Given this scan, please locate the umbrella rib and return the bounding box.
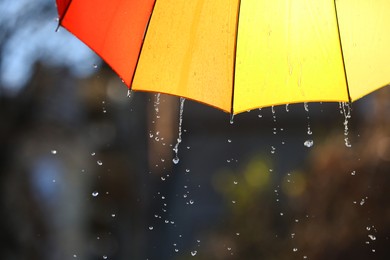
[333,0,352,103]
[56,0,73,32]
[230,0,242,115]
[130,0,158,88]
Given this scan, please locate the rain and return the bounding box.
[1,0,390,259]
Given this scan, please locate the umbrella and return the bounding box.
[56,0,390,115]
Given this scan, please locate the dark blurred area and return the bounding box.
[1,1,390,259]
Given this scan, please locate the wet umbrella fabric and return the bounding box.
[57,0,390,114]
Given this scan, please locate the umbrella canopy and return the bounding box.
[56,0,390,114]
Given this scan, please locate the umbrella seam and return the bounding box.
[231,0,242,115]
[333,0,352,103]
[130,0,158,89]
[56,0,74,32]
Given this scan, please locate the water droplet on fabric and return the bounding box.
[304,140,314,147]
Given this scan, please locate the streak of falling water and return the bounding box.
[285,104,289,112]
[271,106,276,122]
[173,97,186,164]
[230,114,235,124]
[303,102,314,147]
[341,102,352,147]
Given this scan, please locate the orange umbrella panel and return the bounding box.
[57,0,156,86]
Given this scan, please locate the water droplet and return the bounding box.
[293,248,298,252]
[189,200,194,205]
[173,157,180,164]
[174,249,179,252]
[111,213,116,218]
[73,254,77,258]
[51,150,57,155]
[97,160,103,166]
[185,169,190,173]
[92,191,99,197]
[102,255,108,259]
[368,234,376,241]
[93,64,98,69]
[191,250,197,256]
[285,104,290,112]
[149,226,154,230]
[304,102,309,112]
[360,199,365,205]
[127,90,132,98]
[233,181,238,185]
[307,126,312,135]
[230,114,234,124]
[227,139,232,143]
[351,171,356,176]
[304,140,314,147]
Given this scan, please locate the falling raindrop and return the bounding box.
[303,102,309,112]
[304,140,314,148]
[258,108,263,118]
[351,171,356,176]
[97,160,103,166]
[191,250,197,256]
[271,106,277,122]
[285,104,290,112]
[307,126,312,135]
[368,234,376,241]
[293,248,298,252]
[230,114,235,124]
[51,150,57,155]
[149,226,154,230]
[92,191,99,197]
[102,256,108,260]
[173,98,185,164]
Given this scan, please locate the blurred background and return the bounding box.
[1,1,390,259]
